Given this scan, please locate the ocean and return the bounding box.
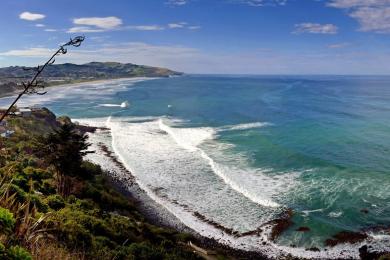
[2,75,390,258]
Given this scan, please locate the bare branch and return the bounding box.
[0,36,85,123]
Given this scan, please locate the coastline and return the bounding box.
[81,124,271,260]
[77,117,390,260]
[0,76,158,99]
[10,75,389,259]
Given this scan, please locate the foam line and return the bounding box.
[158,118,280,208]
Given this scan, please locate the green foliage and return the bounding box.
[126,242,164,260]
[0,243,6,258]
[6,246,32,260]
[0,109,202,260]
[81,175,135,212]
[81,161,102,179]
[46,194,65,210]
[36,123,91,197]
[0,207,15,232]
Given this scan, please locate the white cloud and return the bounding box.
[328,42,350,48]
[35,24,45,27]
[67,17,122,33]
[128,25,165,31]
[0,48,54,57]
[166,0,188,6]
[72,16,122,30]
[19,12,45,21]
[327,0,390,8]
[167,22,200,30]
[168,22,187,29]
[328,0,390,33]
[68,16,175,33]
[44,29,57,32]
[235,0,288,6]
[293,23,338,34]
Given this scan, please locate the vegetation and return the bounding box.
[0,108,200,259]
[0,62,182,97]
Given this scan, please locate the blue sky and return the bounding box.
[1,0,390,74]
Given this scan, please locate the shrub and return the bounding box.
[6,246,32,260]
[29,194,49,213]
[126,242,163,260]
[40,180,56,195]
[0,242,6,258]
[0,207,15,232]
[46,194,65,210]
[81,161,102,179]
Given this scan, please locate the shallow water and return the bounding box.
[3,75,390,257]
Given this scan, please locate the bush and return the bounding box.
[0,242,6,258]
[126,242,163,260]
[81,161,102,179]
[40,179,56,195]
[6,246,32,260]
[29,193,49,213]
[46,194,65,210]
[0,207,15,232]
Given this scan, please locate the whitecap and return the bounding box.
[218,122,271,132]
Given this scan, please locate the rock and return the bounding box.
[359,245,383,260]
[268,208,294,241]
[306,247,320,252]
[325,231,368,247]
[296,226,311,232]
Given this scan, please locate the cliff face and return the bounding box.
[0,62,183,96]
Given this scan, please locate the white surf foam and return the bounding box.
[77,116,390,260]
[158,119,215,151]
[218,122,271,131]
[0,77,153,108]
[158,118,297,208]
[98,101,130,108]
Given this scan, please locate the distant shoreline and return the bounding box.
[0,76,159,99]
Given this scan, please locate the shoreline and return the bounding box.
[80,120,390,260]
[82,126,271,260]
[23,76,387,259]
[0,76,159,99]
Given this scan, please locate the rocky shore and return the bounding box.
[82,126,390,260]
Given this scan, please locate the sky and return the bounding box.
[1,0,390,74]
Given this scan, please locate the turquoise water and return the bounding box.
[3,75,390,256]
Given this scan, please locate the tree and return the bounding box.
[36,124,91,197]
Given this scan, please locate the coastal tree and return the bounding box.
[36,123,91,197]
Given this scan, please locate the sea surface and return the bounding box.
[2,75,390,258]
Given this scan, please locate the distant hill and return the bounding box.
[0,62,183,97]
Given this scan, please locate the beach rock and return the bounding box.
[296,226,311,232]
[306,247,320,252]
[325,231,368,247]
[359,245,384,260]
[268,208,294,241]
